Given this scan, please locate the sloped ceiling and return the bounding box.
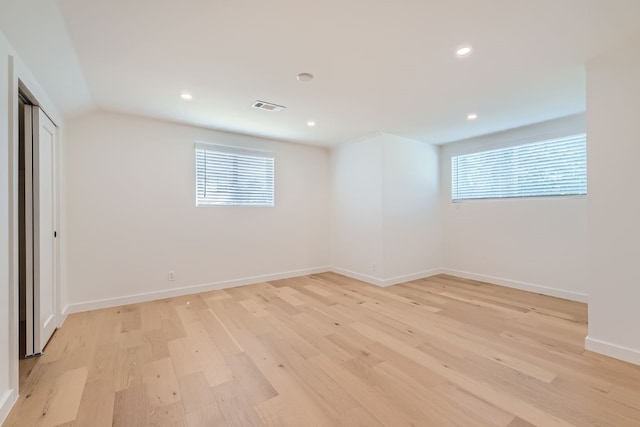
[2,0,639,145]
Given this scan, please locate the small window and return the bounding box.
[451,134,587,201]
[195,143,274,206]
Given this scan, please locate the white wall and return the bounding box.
[0,29,65,425]
[330,135,384,281]
[440,115,589,302]
[64,111,330,311]
[585,33,640,365]
[0,32,12,425]
[331,133,441,285]
[381,134,441,280]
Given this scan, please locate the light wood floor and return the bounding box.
[4,273,640,426]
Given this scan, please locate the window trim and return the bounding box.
[194,141,275,207]
[450,133,587,202]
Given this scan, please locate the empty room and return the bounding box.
[1,0,640,426]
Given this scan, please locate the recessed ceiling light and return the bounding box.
[180,92,193,101]
[467,113,478,120]
[297,73,314,82]
[307,121,316,127]
[456,45,473,58]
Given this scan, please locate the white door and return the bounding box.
[25,106,57,355]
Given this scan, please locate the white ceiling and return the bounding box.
[2,1,639,146]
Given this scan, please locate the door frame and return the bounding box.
[16,83,61,353]
[1,49,65,423]
[6,56,63,402]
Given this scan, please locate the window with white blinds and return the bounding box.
[451,134,587,201]
[195,143,275,206]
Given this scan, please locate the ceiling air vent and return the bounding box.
[252,100,286,112]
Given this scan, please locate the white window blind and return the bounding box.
[451,134,587,201]
[195,142,275,206]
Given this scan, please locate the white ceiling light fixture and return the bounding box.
[467,113,478,120]
[180,92,193,101]
[297,72,314,82]
[307,121,316,127]
[456,44,473,58]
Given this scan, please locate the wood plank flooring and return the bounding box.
[4,273,640,426]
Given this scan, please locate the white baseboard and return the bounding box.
[61,265,588,317]
[330,267,385,286]
[585,336,640,366]
[58,310,69,328]
[0,388,17,427]
[63,266,331,315]
[378,268,445,287]
[440,268,589,303]
[330,267,443,288]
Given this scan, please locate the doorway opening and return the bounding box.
[17,86,58,374]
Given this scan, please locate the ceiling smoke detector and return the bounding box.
[252,100,286,112]
[297,73,314,82]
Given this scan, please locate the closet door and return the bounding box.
[32,106,57,354]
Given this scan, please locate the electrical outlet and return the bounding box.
[168,271,175,281]
[372,263,377,272]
